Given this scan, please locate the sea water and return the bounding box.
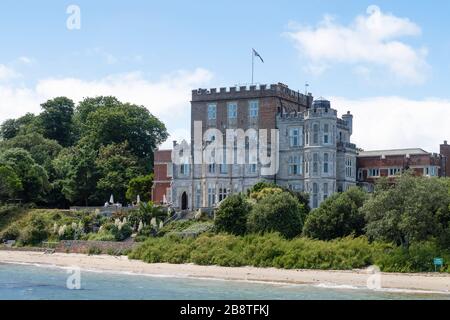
[0,263,448,300]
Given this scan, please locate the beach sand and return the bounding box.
[1,250,449,294]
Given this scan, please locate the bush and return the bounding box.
[247,192,305,239]
[214,194,252,235]
[17,215,49,245]
[303,187,368,240]
[128,232,450,273]
[0,224,20,241]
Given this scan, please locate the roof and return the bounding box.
[358,148,429,158]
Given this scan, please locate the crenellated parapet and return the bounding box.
[192,83,313,106]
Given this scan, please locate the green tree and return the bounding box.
[0,148,50,203]
[76,97,168,170]
[0,132,62,175]
[0,113,39,140]
[247,191,305,239]
[38,97,75,147]
[362,173,450,247]
[0,165,23,201]
[302,187,368,240]
[126,174,153,203]
[53,143,99,206]
[95,142,143,204]
[215,194,252,235]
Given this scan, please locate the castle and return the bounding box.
[152,83,450,211]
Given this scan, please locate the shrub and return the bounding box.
[0,224,20,241]
[17,215,49,245]
[247,192,304,239]
[303,187,368,240]
[214,194,252,235]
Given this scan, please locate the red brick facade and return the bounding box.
[190,84,313,145]
[440,141,450,177]
[357,148,443,189]
[152,150,172,205]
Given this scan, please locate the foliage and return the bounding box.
[0,165,22,201]
[38,97,75,147]
[362,173,450,247]
[214,194,252,235]
[130,233,450,273]
[95,142,144,204]
[52,143,99,206]
[0,113,39,140]
[303,187,368,240]
[0,96,168,207]
[0,148,50,203]
[247,191,306,239]
[76,96,168,171]
[126,174,153,203]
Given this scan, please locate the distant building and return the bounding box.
[440,140,450,177]
[356,147,445,191]
[166,83,356,211]
[152,149,172,205]
[276,99,356,208]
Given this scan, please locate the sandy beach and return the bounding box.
[1,250,449,295]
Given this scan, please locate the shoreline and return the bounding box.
[1,250,449,295]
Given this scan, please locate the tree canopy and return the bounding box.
[0,96,168,207]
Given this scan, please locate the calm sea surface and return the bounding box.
[0,263,448,300]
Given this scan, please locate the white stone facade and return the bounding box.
[171,99,357,211]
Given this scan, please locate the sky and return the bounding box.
[0,0,450,152]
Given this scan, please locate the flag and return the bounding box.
[253,48,264,63]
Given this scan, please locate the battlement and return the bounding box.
[192,83,313,106]
[277,111,305,121]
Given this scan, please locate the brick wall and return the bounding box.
[440,141,450,177]
[56,240,136,254]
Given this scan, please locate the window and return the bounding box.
[207,185,216,206]
[313,153,319,174]
[324,124,329,144]
[345,158,353,178]
[312,183,319,208]
[180,164,190,175]
[313,124,319,144]
[208,104,216,120]
[249,163,257,174]
[323,183,328,200]
[228,103,237,119]
[368,168,380,177]
[195,185,201,208]
[324,153,329,174]
[208,163,216,174]
[249,100,259,118]
[389,168,402,176]
[288,155,302,175]
[289,128,301,147]
[218,186,228,202]
[425,166,437,177]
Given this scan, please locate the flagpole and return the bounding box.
[251,48,254,85]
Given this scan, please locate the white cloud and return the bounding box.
[0,65,20,81]
[331,96,450,153]
[286,5,428,84]
[0,68,213,148]
[17,57,33,65]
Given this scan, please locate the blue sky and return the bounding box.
[1,0,450,152]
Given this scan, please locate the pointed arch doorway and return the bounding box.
[181,192,188,210]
